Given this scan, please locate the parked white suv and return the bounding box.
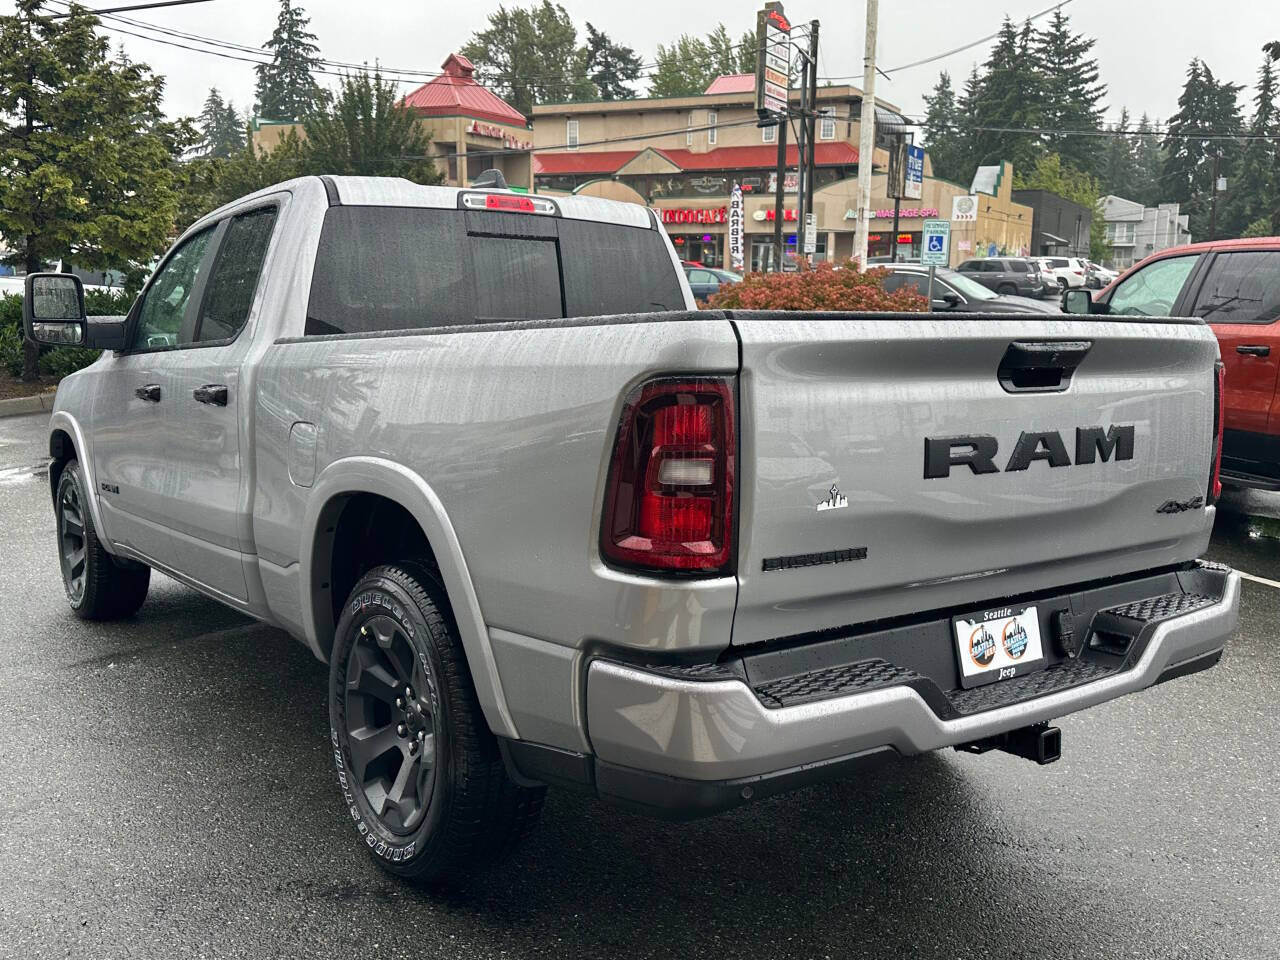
[1039,256,1089,290]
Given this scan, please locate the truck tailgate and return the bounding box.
[730,313,1219,646]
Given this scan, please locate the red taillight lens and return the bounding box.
[601,377,735,574]
[1209,360,1225,504]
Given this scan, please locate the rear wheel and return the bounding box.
[329,563,544,882]
[56,460,149,620]
[1057,277,1068,290]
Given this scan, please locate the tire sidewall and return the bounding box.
[329,568,451,873]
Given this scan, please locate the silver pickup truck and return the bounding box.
[23,176,1239,882]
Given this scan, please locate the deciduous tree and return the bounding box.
[649,25,757,99]
[0,0,192,379]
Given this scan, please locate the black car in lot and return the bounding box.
[881,265,1061,314]
[684,265,743,302]
[955,257,1046,298]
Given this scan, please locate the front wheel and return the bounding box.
[997,283,1017,296]
[56,460,149,620]
[328,563,544,882]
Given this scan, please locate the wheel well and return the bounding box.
[48,429,75,502]
[316,492,442,643]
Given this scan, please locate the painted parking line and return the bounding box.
[1236,569,1280,590]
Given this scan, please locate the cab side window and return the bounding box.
[1193,251,1280,324]
[196,207,279,342]
[687,269,716,285]
[130,228,215,350]
[1106,255,1197,317]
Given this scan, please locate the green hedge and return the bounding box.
[0,289,135,380]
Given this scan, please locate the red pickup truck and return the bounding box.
[1067,237,1280,490]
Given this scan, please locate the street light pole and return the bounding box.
[853,0,879,269]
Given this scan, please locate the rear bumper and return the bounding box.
[581,565,1238,813]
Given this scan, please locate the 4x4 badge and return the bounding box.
[816,484,848,512]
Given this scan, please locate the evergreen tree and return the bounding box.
[1162,59,1243,238]
[1232,52,1278,233]
[254,0,325,121]
[970,18,1043,175]
[303,69,441,183]
[460,2,593,116]
[581,23,641,101]
[922,71,966,183]
[1099,107,1138,199]
[196,88,246,158]
[1130,113,1167,206]
[954,65,983,185]
[1032,8,1107,177]
[0,0,193,379]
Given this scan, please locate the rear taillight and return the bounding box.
[1209,360,1225,504]
[601,377,735,574]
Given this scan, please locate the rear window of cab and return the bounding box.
[304,206,684,337]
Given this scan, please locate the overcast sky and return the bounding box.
[8,0,1278,130]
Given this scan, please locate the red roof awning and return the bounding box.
[533,142,857,177]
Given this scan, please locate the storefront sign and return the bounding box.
[466,119,531,151]
[750,208,799,222]
[767,170,800,194]
[729,184,745,270]
[952,195,978,222]
[660,207,727,224]
[756,3,791,119]
[905,145,925,200]
[872,207,939,219]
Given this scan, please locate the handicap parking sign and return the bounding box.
[922,219,950,266]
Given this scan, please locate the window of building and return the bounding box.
[819,108,836,140]
[566,118,579,150]
[1107,221,1135,244]
[707,110,717,145]
[687,113,694,146]
[762,122,777,144]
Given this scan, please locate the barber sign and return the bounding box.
[729,184,745,270]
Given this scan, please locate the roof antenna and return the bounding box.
[471,169,508,190]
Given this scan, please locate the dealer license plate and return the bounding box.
[952,604,1047,689]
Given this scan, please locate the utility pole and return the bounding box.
[853,0,879,268]
[1208,152,1221,241]
[773,118,787,271]
[795,54,808,268]
[805,21,819,263]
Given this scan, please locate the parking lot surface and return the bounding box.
[1,411,1276,959]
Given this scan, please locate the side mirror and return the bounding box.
[1061,287,1104,315]
[23,273,85,345]
[941,292,962,308]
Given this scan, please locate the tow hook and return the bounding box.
[955,722,1062,765]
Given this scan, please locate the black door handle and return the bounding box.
[134,384,161,402]
[193,384,229,406]
[1237,344,1270,357]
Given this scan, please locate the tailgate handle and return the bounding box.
[998,340,1092,394]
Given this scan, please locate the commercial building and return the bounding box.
[1011,188,1092,257]
[532,77,1030,270]
[251,53,533,189]
[532,74,906,269]
[1100,195,1191,269]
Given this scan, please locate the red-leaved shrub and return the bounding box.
[705,259,929,312]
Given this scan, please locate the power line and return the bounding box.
[50,0,761,92]
[818,0,1074,81]
[45,0,213,17]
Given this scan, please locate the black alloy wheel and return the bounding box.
[343,613,439,834]
[58,479,87,604]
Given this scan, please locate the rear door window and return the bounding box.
[305,205,683,336]
[1008,261,1029,273]
[196,207,278,343]
[1193,251,1280,324]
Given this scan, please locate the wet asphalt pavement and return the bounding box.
[0,410,1276,960]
